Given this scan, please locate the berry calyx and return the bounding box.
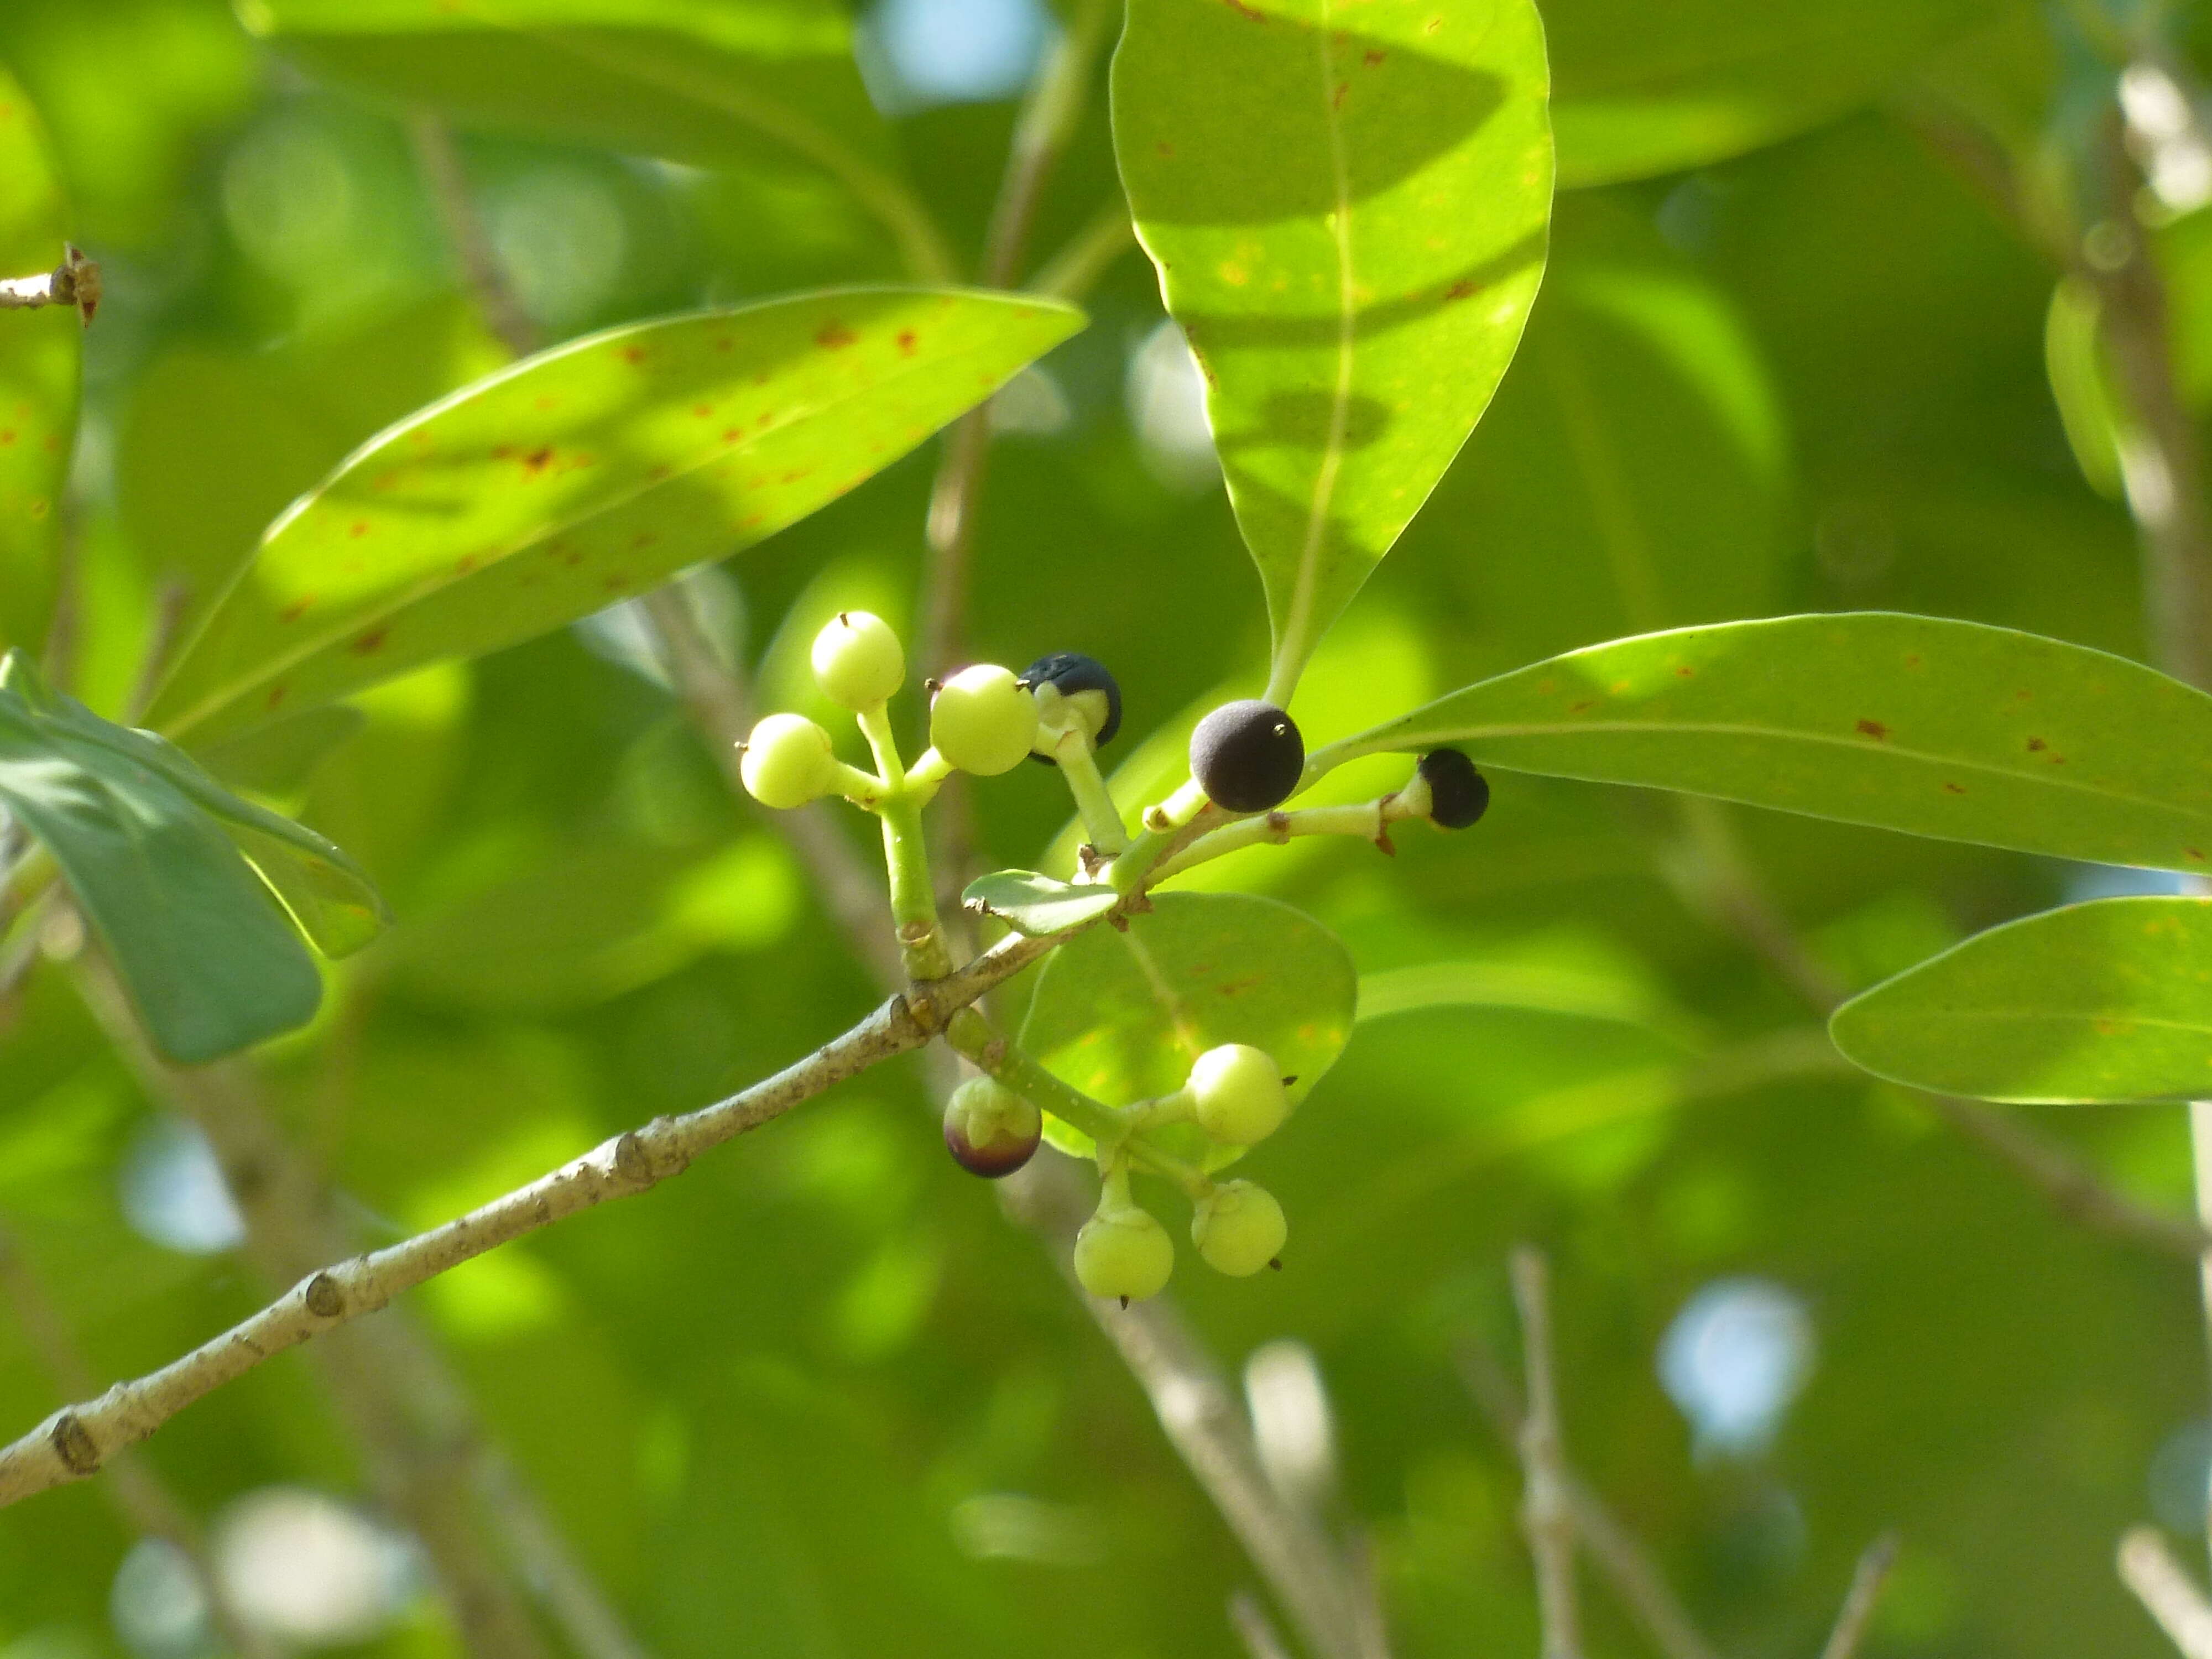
[738,713,837,809]
[941,1077,1042,1178]
[1022,652,1121,764]
[810,611,905,710]
[1188,1044,1290,1145]
[930,664,1037,776]
[1417,749,1490,830]
[1191,1180,1287,1277]
[1073,1202,1175,1303]
[1189,700,1303,812]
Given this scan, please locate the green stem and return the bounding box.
[1052,735,1129,857]
[855,704,905,785]
[1147,801,1391,885]
[1108,779,1217,892]
[878,793,953,982]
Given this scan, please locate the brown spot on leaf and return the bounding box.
[603,573,629,592]
[1856,719,1888,739]
[1156,140,1174,158]
[1943,782,1966,795]
[896,329,917,356]
[534,395,557,411]
[1224,0,1264,18]
[631,531,657,549]
[1674,665,1694,678]
[816,321,857,349]
[1445,278,1478,300]
[2191,848,2207,862]
[455,554,477,574]
[349,520,370,539]
[523,446,554,474]
[279,597,314,623]
[693,403,713,419]
[266,685,288,709]
[351,629,389,656]
[2027,737,2047,752]
[1364,48,1386,64]
[714,336,732,352]
[621,346,646,364]
[1905,653,1922,668]
[0,431,14,446]
[1568,699,1595,714]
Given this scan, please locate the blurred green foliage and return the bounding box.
[1,2,2209,1658]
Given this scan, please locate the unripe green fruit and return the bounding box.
[810,611,905,709]
[1188,1043,1290,1145]
[1190,700,1303,812]
[930,664,1037,776]
[942,1077,1042,1178]
[1191,1180,1287,1276]
[1073,1204,1174,1303]
[739,713,837,808]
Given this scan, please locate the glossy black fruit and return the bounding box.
[1417,749,1490,829]
[1021,651,1122,764]
[1189,700,1304,812]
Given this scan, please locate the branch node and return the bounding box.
[49,1411,98,1476]
[302,1271,346,1319]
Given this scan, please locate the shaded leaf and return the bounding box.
[1019,891,1357,1164]
[1548,0,2004,186]
[0,67,76,656]
[1314,613,2212,872]
[147,288,1084,742]
[1112,0,1552,699]
[1830,897,2212,1104]
[961,870,1120,939]
[1359,961,1706,1051]
[0,663,321,1062]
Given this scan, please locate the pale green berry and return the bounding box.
[739,713,837,809]
[1191,1180,1286,1277]
[942,1077,1042,1178]
[810,611,905,710]
[1073,1203,1174,1303]
[930,664,1037,776]
[1188,1044,1290,1145]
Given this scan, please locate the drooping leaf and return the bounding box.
[1111,0,1552,700]
[2,651,387,957]
[147,288,1084,743]
[1311,613,2212,872]
[0,67,76,656]
[244,0,930,269]
[961,870,1120,939]
[1358,961,1706,1051]
[1830,897,2212,1103]
[1019,891,1358,1165]
[0,665,322,1062]
[1547,0,2005,186]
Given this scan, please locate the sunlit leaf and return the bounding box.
[1830,898,2212,1103]
[1547,0,2002,186]
[147,288,1084,743]
[0,659,322,1062]
[961,870,1120,939]
[1019,892,1357,1165]
[1313,613,2212,872]
[0,66,76,657]
[1112,0,1552,700]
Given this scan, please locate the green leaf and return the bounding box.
[1359,961,1707,1051]
[1111,0,1552,700]
[1547,0,2002,186]
[0,67,77,656]
[961,870,1120,940]
[2,652,388,957]
[1019,892,1357,1164]
[1313,613,2212,872]
[244,0,938,274]
[0,665,321,1063]
[147,288,1084,743]
[1830,897,2212,1103]
[2043,275,2124,500]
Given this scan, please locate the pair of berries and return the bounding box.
[1074,1178,1288,1301]
[1188,698,1489,829]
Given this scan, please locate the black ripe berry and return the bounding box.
[1190,700,1304,812]
[1021,651,1122,763]
[1418,749,1490,829]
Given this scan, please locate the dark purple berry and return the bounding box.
[1021,652,1121,764]
[1190,700,1303,812]
[942,1078,1042,1178]
[1417,749,1490,829]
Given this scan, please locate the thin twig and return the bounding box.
[0,1219,280,1659]
[1454,1337,1722,1659]
[1511,1249,1581,1659]
[0,927,1052,1510]
[408,114,540,360]
[0,245,98,325]
[1229,1590,1297,1659]
[1818,1532,1900,1659]
[2121,1527,2212,1659]
[1029,198,1138,302]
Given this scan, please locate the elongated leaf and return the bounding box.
[1830,898,2212,1103]
[1548,0,2003,186]
[245,0,924,263]
[1020,892,1357,1166]
[1359,961,1705,1050]
[1312,613,2212,872]
[0,676,321,1063]
[1112,0,1552,700]
[147,289,1083,743]
[0,69,76,656]
[962,870,1120,940]
[2,653,387,956]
